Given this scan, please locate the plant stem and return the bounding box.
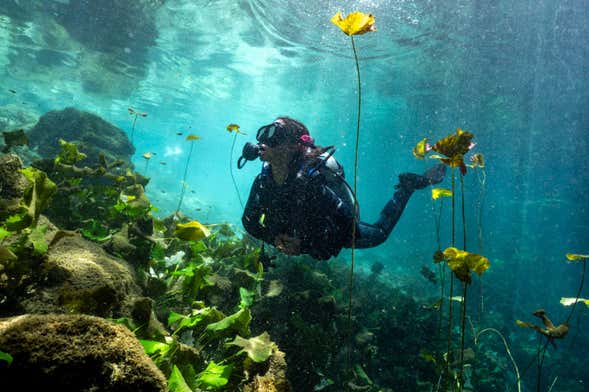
[230,132,243,208]
[475,328,521,392]
[446,168,456,380]
[346,34,362,385]
[175,140,194,217]
[460,173,466,250]
[566,259,586,325]
[130,114,138,144]
[459,282,467,390]
[458,171,468,390]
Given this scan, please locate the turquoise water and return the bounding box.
[1,0,588,390]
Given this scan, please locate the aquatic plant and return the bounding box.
[473,326,521,392]
[136,231,279,391]
[142,152,153,174]
[173,220,211,241]
[562,253,588,324]
[128,107,147,144]
[413,129,484,389]
[331,9,376,375]
[513,253,586,392]
[226,123,246,208]
[174,134,200,218]
[431,187,452,333]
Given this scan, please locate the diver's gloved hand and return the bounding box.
[397,163,446,191]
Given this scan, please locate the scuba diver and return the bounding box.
[238,116,446,261]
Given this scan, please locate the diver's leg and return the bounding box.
[354,185,413,248]
[353,164,446,249]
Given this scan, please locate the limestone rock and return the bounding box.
[243,350,292,392]
[20,233,142,317]
[27,107,134,167]
[0,313,168,391]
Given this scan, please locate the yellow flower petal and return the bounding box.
[174,220,211,241]
[331,11,376,36]
[186,134,200,141]
[412,138,428,159]
[565,253,589,261]
[432,188,453,200]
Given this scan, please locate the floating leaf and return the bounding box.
[565,253,589,261]
[412,138,428,159]
[227,332,276,363]
[186,134,200,141]
[560,297,589,307]
[197,361,233,388]
[128,107,148,117]
[174,221,211,241]
[432,188,453,200]
[331,11,376,36]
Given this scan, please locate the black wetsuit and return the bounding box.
[242,157,416,260]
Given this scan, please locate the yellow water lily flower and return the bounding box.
[174,220,211,241]
[331,11,376,36]
[142,152,153,160]
[432,128,474,159]
[565,253,589,261]
[226,123,246,135]
[412,138,428,159]
[432,188,453,200]
[443,247,490,284]
[186,134,200,141]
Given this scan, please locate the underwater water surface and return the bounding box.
[0,0,588,391]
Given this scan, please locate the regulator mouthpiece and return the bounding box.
[237,142,261,169]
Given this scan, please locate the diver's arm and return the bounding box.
[242,175,273,244]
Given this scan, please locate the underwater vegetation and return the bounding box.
[330,11,377,378]
[175,134,200,218]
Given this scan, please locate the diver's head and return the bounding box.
[238,117,314,169]
[256,117,315,162]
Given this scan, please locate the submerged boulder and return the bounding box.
[0,313,168,391]
[27,107,134,167]
[19,233,141,317]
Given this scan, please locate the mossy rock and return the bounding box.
[0,313,168,391]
